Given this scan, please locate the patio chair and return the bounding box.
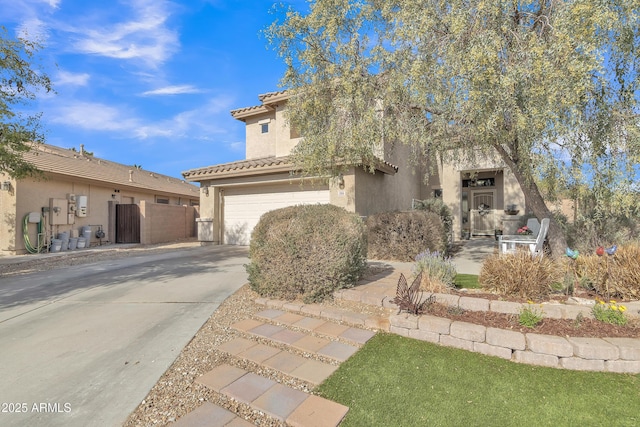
[526,217,541,236]
[499,218,550,257]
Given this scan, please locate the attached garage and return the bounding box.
[222,184,330,245]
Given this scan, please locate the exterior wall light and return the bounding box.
[1,181,11,191]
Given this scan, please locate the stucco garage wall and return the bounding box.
[139,201,197,245]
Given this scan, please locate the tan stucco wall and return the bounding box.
[245,111,277,159]
[1,173,198,255]
[274,104,302,157]
[139,201,197,245]
[353,144,426,217]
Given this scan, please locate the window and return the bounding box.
[156,197,169,204]
[261,123,269,133]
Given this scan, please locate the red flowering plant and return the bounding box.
[517,226,533,235]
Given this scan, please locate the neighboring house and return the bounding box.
[0,143,200,255]
[183,90,526,246]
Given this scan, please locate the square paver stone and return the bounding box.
[221,372,276,405]
[271,329,307,345]
[287,394,349,427]
[340,327,376,345]
[318,341,359,362]
[239,343,281,364]
[293,317,327,331]
[252,384,309,421]
[314,322,350,338]
[291,360,339,385]
[249,323,285,338]
[226,418,254,427]
[293,335,331,353]
[196,365,247,392]
[232,319,263,332]
[275,312,305,325]
[171,402,236,427]
[256,309,286,319]
[263,351,306,373]
[217,338,257,356]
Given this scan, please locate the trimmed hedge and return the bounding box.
[366,210,446,261]
[246,204,367,303]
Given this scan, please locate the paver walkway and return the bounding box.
[171,240,494,426]
[172,307,380,427]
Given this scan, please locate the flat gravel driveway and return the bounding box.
[0,245,248,427]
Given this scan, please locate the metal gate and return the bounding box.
[116,203,140,243]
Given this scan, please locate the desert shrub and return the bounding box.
[479,252,563,300]
[412,198,453,248]
[366,210,446,261]
[246,204,367,303]
[413,250,456,293]
[573,242,640,301]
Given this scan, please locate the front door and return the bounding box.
[470,190,496,236]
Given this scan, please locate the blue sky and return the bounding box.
[2,0,305,180]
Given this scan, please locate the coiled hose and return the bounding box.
[23,214,43,254]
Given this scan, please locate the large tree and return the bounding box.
[266,0,640,257]
[1,26,52,178]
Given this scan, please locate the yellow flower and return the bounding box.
[610,305,618,311]
[598,300,605,305]
[619,305,627,312]
[527,300,534,305]
[610,300,616,304]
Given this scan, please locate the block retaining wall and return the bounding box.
[390,313,640,374]
[377,292,640,321]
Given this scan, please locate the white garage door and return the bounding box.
[223,184,330,245]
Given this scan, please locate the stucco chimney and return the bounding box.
[129,170,133,182]
[80,144,85,155]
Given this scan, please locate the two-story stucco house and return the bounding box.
[183,90,526,246]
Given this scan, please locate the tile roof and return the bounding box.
[23,143,199,198]
[182,155,398,181]
[182,156,292,180]
[230,90,290,121]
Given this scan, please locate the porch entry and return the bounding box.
[461,173,501,237]
[116,203,140,243]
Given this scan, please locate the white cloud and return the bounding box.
[135,95,236,139]
[50,101,141,132]
[55,70,90,86]
[141,85,202,96]
[16,17,49,43]
[69,0,179,67]
[48,95,237,141]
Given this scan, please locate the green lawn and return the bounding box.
[454,273,480,289]
[316,334,639,427]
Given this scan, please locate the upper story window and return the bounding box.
[258,118,270,134]
[156,197,169,204]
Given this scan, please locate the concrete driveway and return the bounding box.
[0,245,248,427]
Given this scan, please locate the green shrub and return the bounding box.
[366,210,446,261]
[246,204,367,303]
[413,250,456,293]
[412,198,453,249]
[519,303,544,328]
[479,252,563,300]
